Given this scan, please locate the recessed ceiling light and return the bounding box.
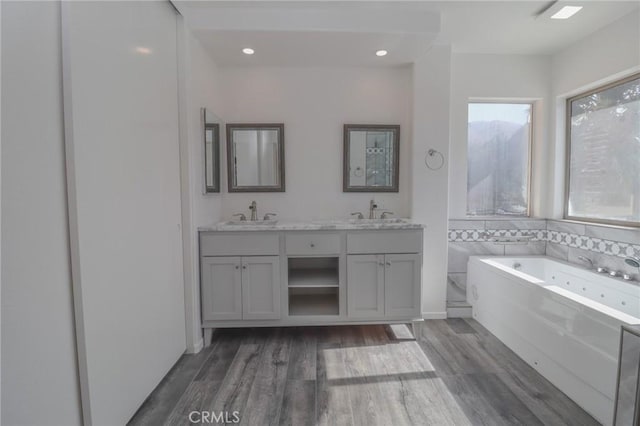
[376,50,388,57]
[242,48,255,55]
[551,6,583,19]
[135,47,152,55]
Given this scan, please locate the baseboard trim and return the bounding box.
[422,311,447,320]
[186,338,204,354]
[446,306,473,318]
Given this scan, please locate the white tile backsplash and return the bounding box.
[505,241,546,255]
[546,242,569,261]
[585,224,640,245]
[546,220,586,235]
[448,242,505,273]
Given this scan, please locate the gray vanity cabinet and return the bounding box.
[346,230,422,320]
[201,256,242,321]
[201,255,280,321]
[347,253,421,319]
[384,253,421,318]
[347,255,385,317]
[241,256,280,320]
[199,226,423,346]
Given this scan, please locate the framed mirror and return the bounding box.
[343,124,400,192]
[203,108,221,193]
[226,123,285,192]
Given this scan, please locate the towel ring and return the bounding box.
[425,149,444,170]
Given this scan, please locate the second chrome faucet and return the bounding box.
[369,200,377,219]
[351,200,393,220]
[249,200,258,221]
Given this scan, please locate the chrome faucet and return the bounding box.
[249,200,258,221]
[351,212,364,219]
[380,211,394,219]
[369,199,378,219]
[577,256,594,269]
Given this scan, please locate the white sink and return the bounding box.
[222,220,278,226]
[307,218,410,226]
[348,218,409,224]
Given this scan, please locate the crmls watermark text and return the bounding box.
[188,411,241,424]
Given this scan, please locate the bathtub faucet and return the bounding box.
[577,256,594,269]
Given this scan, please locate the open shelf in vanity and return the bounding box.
[288,257,340,316]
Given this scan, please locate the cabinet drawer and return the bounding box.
[347,230,422,254]
[200,232,279,256]
[285,233,341,255]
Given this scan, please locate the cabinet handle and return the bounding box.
[378,262,384,266]
[310,243,315,248]
[235,265,239,270]
[386,262,391,266]
[242,266,247,269]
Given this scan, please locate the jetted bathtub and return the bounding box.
[467,256,640,426]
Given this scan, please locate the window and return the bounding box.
[566,74,640,226]
[467,102,532,216]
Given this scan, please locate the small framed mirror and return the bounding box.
[226,123,285,192]
[203,108,221,193]
[343,124,400,192]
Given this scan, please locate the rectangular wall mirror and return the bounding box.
[203,108,221,193]
[226,123,285,192]
[344,124,400,192]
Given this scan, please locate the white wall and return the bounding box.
[445,11,640,221]
[549,10,640,217]
[1,2,82,424]
[179,25,225,353]
[1,2,3,421]
[218,66,413,220]
[411,45,452,318]
[552,11,640,98]
[448,53,552,219]
[61,2,186,424]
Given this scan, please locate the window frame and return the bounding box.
[466,100,535,218]
[563,72,640,228]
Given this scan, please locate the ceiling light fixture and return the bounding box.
[242,48,255,55]
[376,50,388,57]
[135,47,152,55]
[550,5,583,19]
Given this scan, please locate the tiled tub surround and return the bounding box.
[447,219,547,316]
[545,220,640,276]
[447,219,640,317]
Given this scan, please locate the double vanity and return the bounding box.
[199,218,424,346]
[200,118,416,344]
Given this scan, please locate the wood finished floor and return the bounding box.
[128,319,600,426]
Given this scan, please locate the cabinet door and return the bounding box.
[201,257,242,321]
[347,255,384,318]
[384,253,421,318]
[242,256,281,320]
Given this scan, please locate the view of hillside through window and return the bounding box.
[467,103,532,216]
[567,75,640,225]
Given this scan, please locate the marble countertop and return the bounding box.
[198,218,425,232]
